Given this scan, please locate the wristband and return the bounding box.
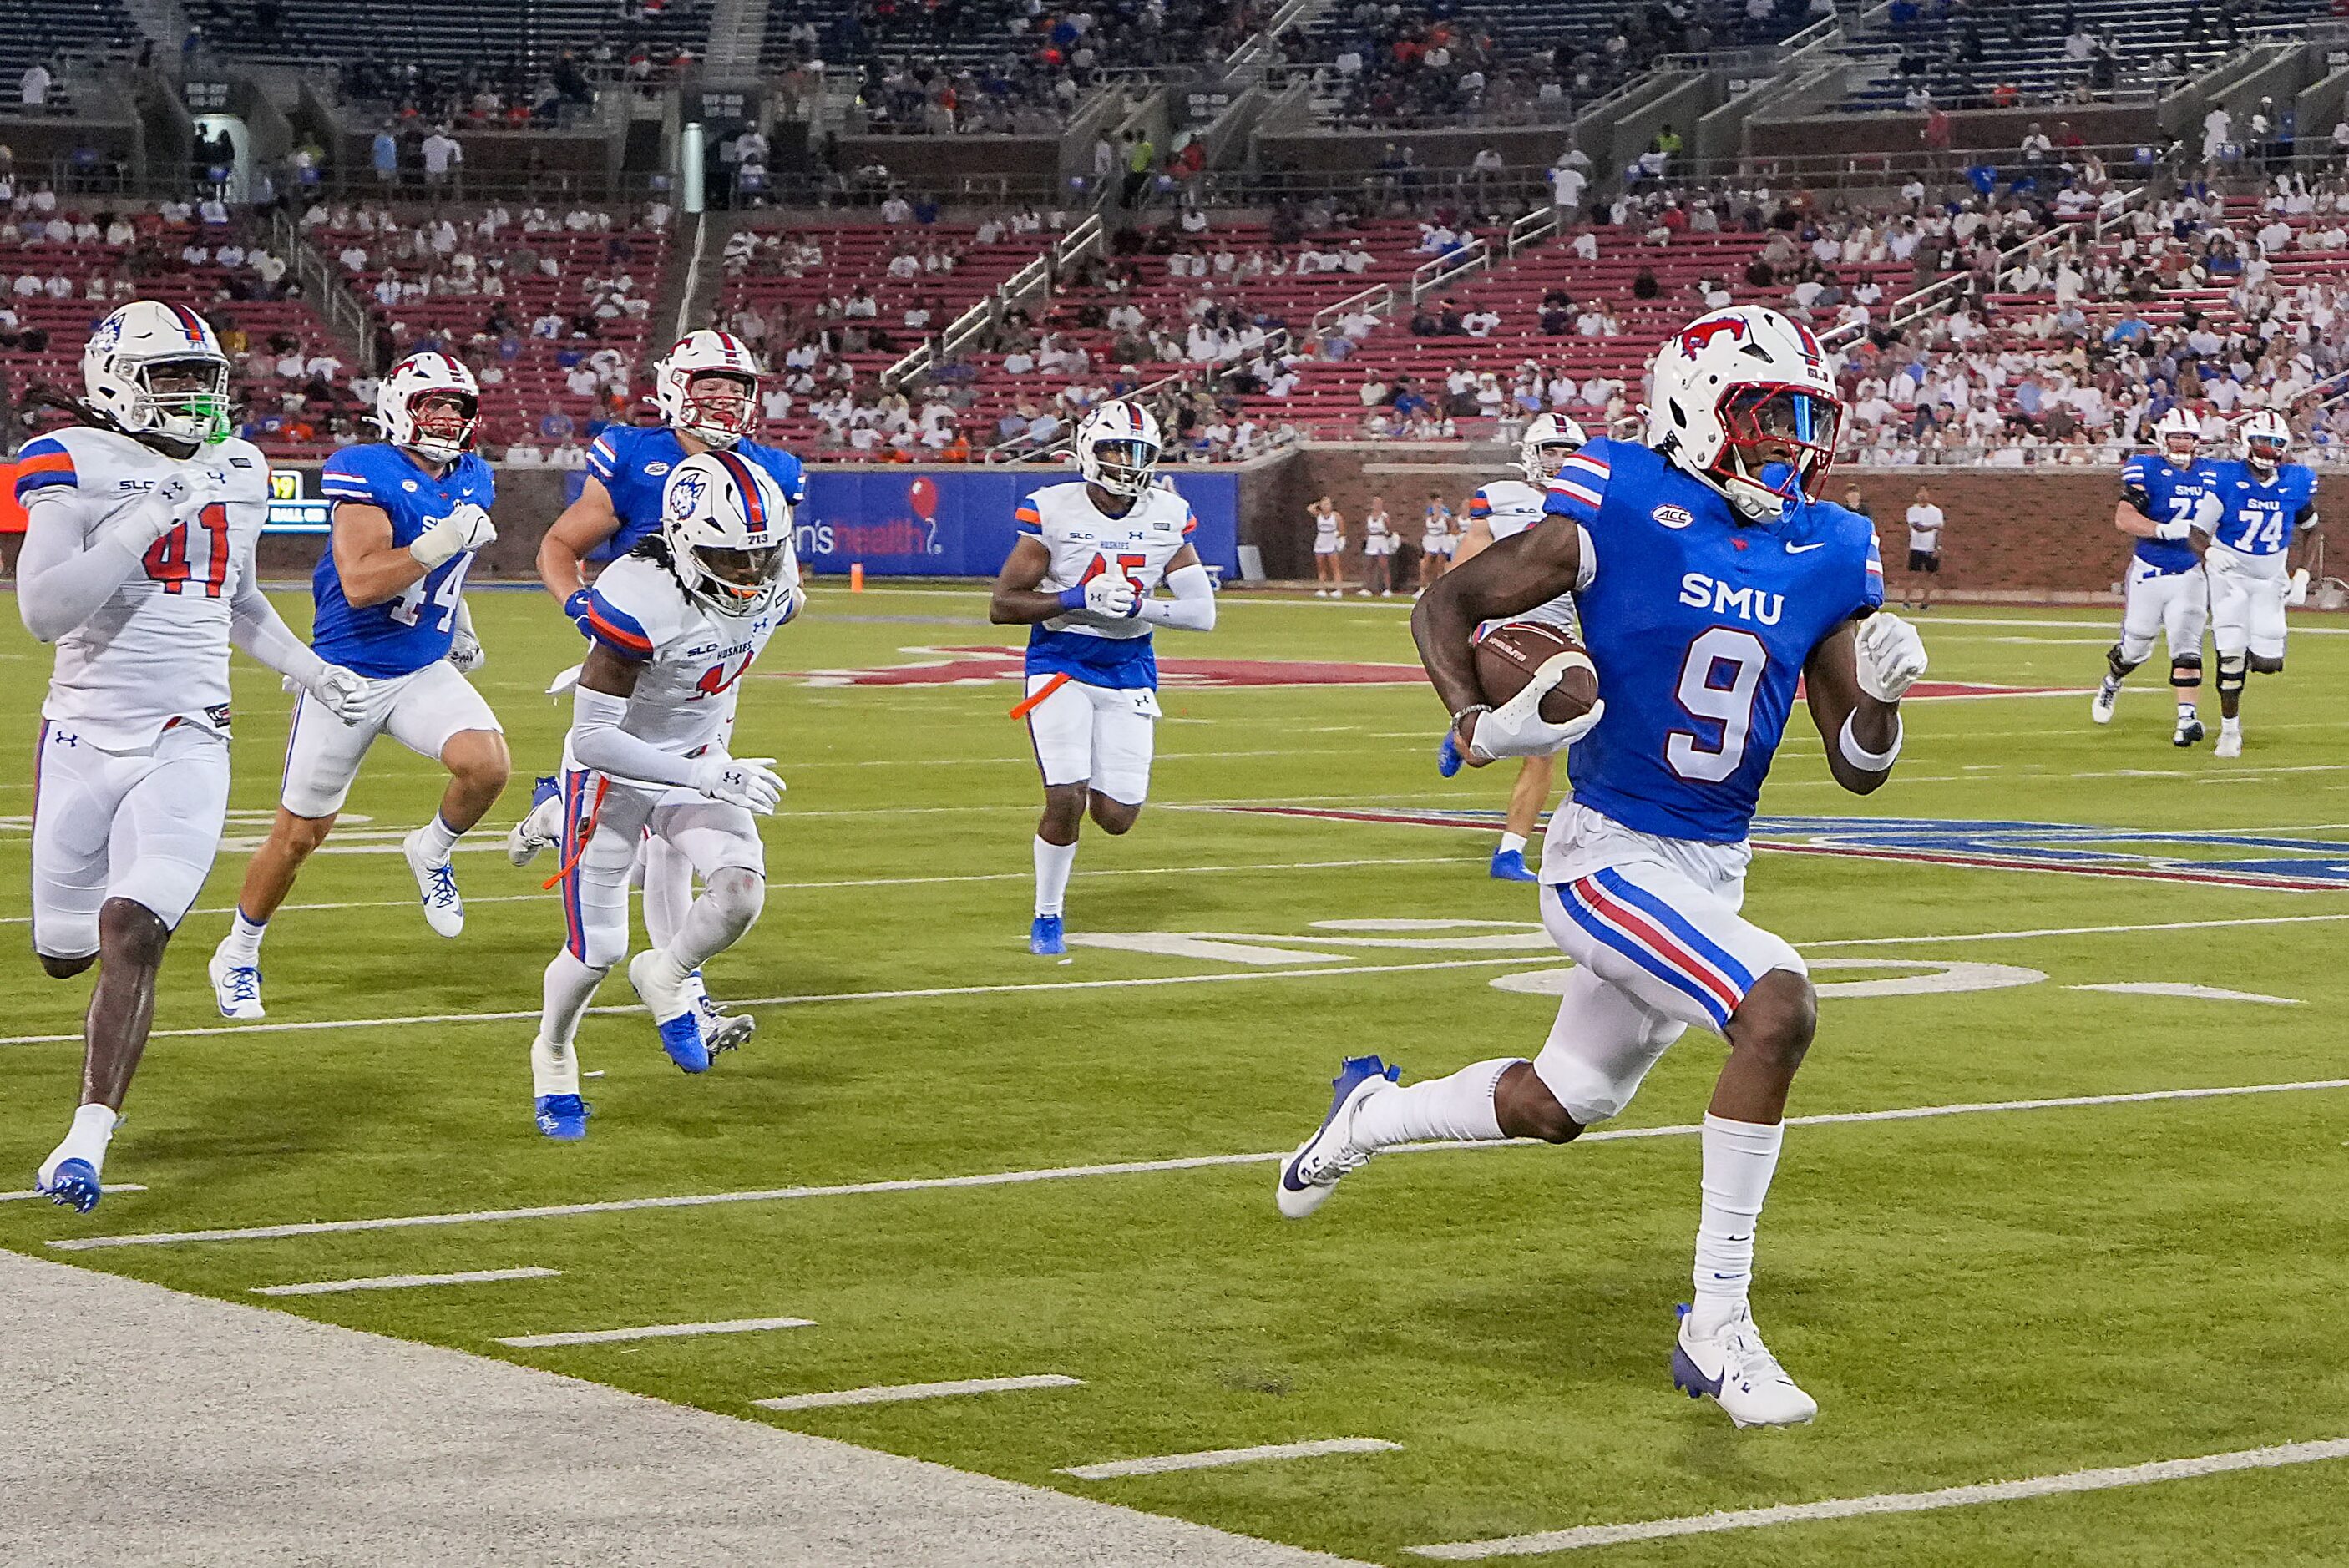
[1838,710,1903,771]
[1056,584,1090,614]
[564,589,594,634]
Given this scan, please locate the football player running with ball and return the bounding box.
[526,453,802,1140]
[209,352,508,1017]
[1276,307,1929,1429]
[990,401,1217,957]
[15,301,368,1210]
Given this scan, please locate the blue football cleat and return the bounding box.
[628,950,710,1073]
[1276,1054,1401,1219]
[40,1157,103,1213]
[1490,847,1538,881]
[1437,727,1466,778]
[654,1013,710,1074]
[534,1094,591,1140]
[1030,914,1066,956]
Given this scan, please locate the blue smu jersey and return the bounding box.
[311,445,496,678]
[2207,460,2316,556]
[1541,438,1884,845]
[2120,453,2222,574]
[585,426,807,562]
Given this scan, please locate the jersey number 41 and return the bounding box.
[143,504,231,598]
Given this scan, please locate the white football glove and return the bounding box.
[448,626,486,673]
[1061,574,1138,619]
[1465,650,1606,762]
[690,754,786,815]
[1855,611,1928,703]
[409,503,497,569]
[307,664,370,725]
[2287,566,2311,608]
[118,473,194,548]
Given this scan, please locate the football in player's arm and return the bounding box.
[207,353,509,1019]
[1281,307,1927,1430]
[15,301,367,1211]
[989,401,1215,957]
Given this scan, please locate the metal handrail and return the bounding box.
[1507,205,1559,257]
[1311,281,1392,336]
[1411,239,1491,305]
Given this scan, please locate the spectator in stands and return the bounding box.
[421,127,463,193]
[372,126,399,188]
[21,60,51,111]
[549,438,588,470]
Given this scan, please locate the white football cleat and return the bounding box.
[2215,726,2244,758]
[507,778,564,868]
[2089,684,2118,725]
[206,944,265,1019]
[403,827,465,938]
[1671,1303,1818,1428]
[1276,1054,1400,1220]
[691,970,756,1056]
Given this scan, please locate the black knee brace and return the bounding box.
[2169,653,2202,690]
[2250,653,2285,675]
[2216,653,2248,695]
[2106,642,2144,680]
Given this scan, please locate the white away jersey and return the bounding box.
[15,426,270,747]
[1468,476,1581,634]
[1018,481,1197,689]
[575,553,792,760]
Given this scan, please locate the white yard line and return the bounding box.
[2070,982,2301,1005]
[495,1315,813,1348]
[49,1078,2349,1252]
[753,1374,1082,1412]
[1061,1439,1401,1482]
[9,908,2340,1051]
[1405,1436,2349,1559]
[251,1267,559,1297]
[0,855,1479,930]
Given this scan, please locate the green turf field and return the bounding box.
[3,584,2346,1565]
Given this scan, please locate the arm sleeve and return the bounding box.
[569,685,700,788]
[1136,562,1216,630]
[579,584,656,661]
[14,489,151,644]
[228,544,328,686]
[1541,448,1611,525]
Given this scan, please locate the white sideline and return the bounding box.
[495,1315,814,1348]
[251,1267,559,1297]
[755,1374,1082,1412]
[9,908,2347,1052]
[48,1078,2349,1252]
[1061,1439,1402,1481]
[1405,1436,2349,1559]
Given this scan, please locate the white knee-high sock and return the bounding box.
[640,836,695,950]
[1348,1058,1516,1150]
[539,950,606,1047]
[1034,836,1076,918]
[1691,1113,1785,1333]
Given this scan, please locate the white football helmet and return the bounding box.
[82,299,233,449]
[654,329,762,449]
[376,350,480,464]
[660,450,802,619]
[2236,409,2290,475]
[2154,406,2201,467]
[1644,306,1843,519]
[1075,399,1162,499]
[1516,411,1588,484]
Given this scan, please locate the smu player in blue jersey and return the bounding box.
[2093,407,2223,746]
[2193,410,2319,757]
[507,329,805,1048]
[209,352,509,1018]
[1276,308,1929,1429]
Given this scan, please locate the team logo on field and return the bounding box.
[777,645,1427,690]
[1652,505,1694,529]
[1212,809,2349,893]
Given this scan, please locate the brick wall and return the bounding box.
[1269,444,2139,598]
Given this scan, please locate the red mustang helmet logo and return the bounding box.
[1678,317,1749,358]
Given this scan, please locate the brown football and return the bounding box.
[1473,620,1599,725]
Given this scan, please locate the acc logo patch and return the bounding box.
[667,472,708,518]
[402,479,418,493]
[1652,504,1693,529]
[644,461,671,476]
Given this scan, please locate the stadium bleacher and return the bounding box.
[0,0,138,104]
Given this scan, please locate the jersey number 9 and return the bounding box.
[1665,627,1768,783]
